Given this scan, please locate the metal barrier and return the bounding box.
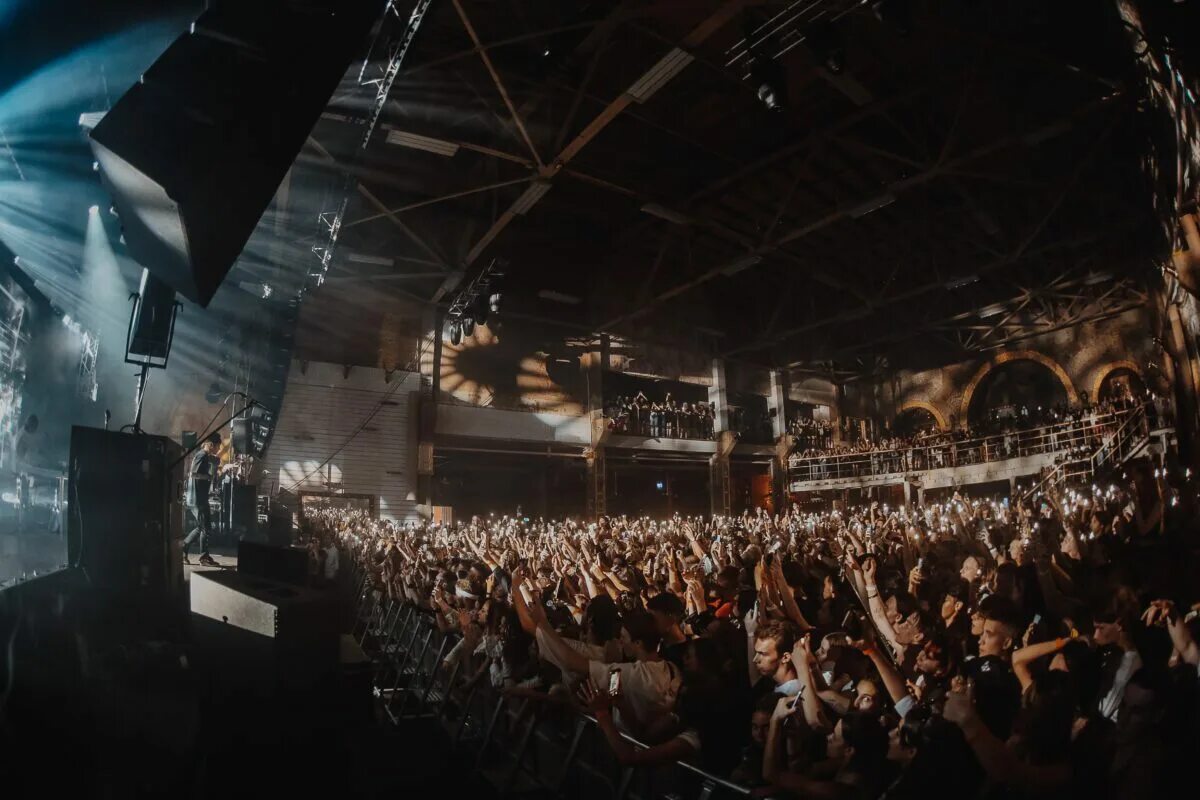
[788,407,1140,483]
[346,580,755,800]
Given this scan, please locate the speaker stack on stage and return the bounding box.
[68,427,184,604]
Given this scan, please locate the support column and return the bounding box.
[768,370,791,512]
[586,448,606,520]
[769,369,789,439]
[831,381,844,444]
[709,358,730,434]
[416,308,442,517]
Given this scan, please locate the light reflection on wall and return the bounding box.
[280,459,343,491]
[423,325,583,415]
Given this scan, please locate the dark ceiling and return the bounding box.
[305,0,1157,374]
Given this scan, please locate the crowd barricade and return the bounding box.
[787,406,1144,483]
[345,573,755,800]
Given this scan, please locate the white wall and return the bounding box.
[435,403,591,444]
[265,361,422,521]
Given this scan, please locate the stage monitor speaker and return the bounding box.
[67,427,184,599]
[266,508,294,547]
[128,268,177,360]
[189,569,337,697]
[237,540,308,587]
[182,430,198,451]
[88,0,382,306]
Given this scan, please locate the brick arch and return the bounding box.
[896,400,948,431]
[959,350,1079,424]
[1091,359,1146,401]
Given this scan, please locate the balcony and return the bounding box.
[788,405,1170,493]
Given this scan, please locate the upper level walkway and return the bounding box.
[788,404,1173,493]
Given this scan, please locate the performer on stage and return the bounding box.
[183,432,222,566]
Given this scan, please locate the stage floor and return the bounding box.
[182,546,237,581]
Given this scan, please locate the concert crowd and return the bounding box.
[311,458,1200,800]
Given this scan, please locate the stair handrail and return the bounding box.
[1089,403,1149,475]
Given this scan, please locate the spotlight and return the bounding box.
[449,320,463,346]
[871,0,912,36]
[489,292,502,314]
[206,382,225,403]
[751,57,786,112]
[807,20,846,74]
[472,294,491,326]
[462,316,475,337]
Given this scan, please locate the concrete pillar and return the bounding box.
[586,449,606,520]
[769,369,789,439]
[831,382,844,444]
[710,455,731,517]
[582,335,606,418]
[709,358,730,433]
[417,309,443,517]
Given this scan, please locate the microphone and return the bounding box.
[104,410,111,431]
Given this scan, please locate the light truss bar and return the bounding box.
[627,47,694,103]
[361,0,435,148]
[385,128,460,156]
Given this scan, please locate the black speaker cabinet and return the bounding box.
[189,569,337,698]
[67,427,183,600]
[89,0,381,306]
[237,540,308,587]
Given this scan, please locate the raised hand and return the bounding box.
[576,678,615,715]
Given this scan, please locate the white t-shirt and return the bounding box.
[588,658,681,733]
[323,545,340,580]
[1099,649,1142,722]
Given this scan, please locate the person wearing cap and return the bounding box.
[183,432,222,566]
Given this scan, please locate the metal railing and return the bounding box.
[346,566,753,800]
[788,408,1140,483]
[1021,403,1153,501]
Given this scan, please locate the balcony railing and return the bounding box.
[789,407,1141,484]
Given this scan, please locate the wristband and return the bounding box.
[861,647,876,657]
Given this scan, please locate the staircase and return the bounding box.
[1023,404,1157,501]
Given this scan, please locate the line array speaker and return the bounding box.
[90,0,381,306]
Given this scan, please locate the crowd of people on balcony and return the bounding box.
[605,393,717,440]
[788,394,1163,482]
[320,456,1199,800]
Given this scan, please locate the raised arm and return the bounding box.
[944,681,1071,793]
[770,557,813,632]
[1011,637,1069,692]
[859,557,903,657]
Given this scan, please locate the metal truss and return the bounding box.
[309,199,347,287]
[359,0,435,148]
[929,275,1149,354]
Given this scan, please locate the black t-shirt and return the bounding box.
[661,638,690,671]
[964,655,1021,741]
[190,450,214,499]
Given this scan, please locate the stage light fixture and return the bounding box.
[751,57,786,112]
[489,292,502,314]
[807,20,846,74]
[472,294,490,326]
[449,320,463,346]
[462,316,475,337]
[871,0,912,36]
